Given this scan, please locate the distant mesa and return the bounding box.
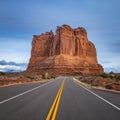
[26,24,104,74]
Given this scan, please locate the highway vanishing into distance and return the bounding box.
[0,77,120,120]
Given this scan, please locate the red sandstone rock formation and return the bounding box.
[27,24,104,74]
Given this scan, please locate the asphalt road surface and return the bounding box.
[0,77,120,120]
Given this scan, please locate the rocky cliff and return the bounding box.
[27,24,104,74]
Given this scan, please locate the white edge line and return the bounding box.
[0,80,54,105]
[73,78,120,111]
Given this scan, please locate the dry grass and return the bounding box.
[0,72,49,87]
[75,73,120,91]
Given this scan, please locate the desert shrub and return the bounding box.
[115,76,120,80]
[41,74,45,79]
[78,76,83,80]
[92,82,99,86]
[109,76,114,79]
[105,84,113,89]
[109,75,120,82]
[25,75,35,79]
[0,71,5,75]
[99,73,109,78]
[51,75,56,79]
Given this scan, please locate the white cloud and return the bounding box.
[104,67,120,73]
[0,63,27,72]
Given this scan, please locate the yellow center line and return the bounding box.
[51,80,64,120]
[46,83,62,120]
[46,78,65,120]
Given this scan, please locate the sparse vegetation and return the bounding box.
[25,75,35,79]
[41,73,46,79]
[105,84,113,89]
[0,72,52,86]
[51,75,56,79]
[114,75,120,82]
[98,72,120,82]
[75,73,120,91]
[0,71,5,75]
[92,82,99,87]
[99,73,109,78]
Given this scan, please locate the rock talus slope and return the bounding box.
[27,24,104,74]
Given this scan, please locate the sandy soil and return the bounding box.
[75,74,120,91]
[0,72,50,87]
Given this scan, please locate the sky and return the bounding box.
[0,0,120,73]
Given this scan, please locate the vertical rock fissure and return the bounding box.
[27,24,104,74]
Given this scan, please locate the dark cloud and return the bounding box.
[0,60,26,66]
[0,60,27,72]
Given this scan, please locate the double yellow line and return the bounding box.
[46,79,65,120]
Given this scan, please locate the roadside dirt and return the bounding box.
[0,72,49,87]
[75,74,120,92]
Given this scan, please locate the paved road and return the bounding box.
[0,77,120,120]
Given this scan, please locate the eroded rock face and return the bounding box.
[27,24,104,74]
